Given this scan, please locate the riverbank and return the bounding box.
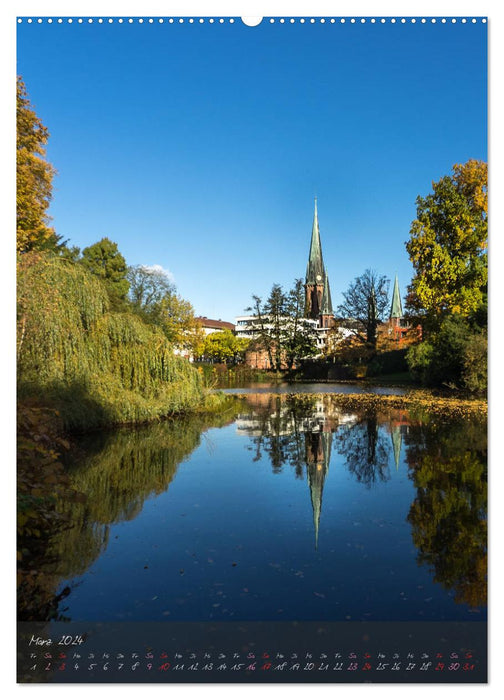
[233,389,487,418]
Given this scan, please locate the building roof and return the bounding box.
[196,317,235,331]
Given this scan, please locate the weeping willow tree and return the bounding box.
[17,252,204,429]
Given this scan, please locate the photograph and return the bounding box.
[16,10,488,683]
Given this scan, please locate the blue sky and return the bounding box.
[16,15,487,322]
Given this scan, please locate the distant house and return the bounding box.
[195,317,235,335]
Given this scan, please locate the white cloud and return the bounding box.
[140,264,175,282]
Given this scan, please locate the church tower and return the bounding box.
[390,275,404,328]
[305,199,334,326]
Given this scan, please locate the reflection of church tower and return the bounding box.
[391,424,402,471]
[305,430,332,549]
[305,199,334,329]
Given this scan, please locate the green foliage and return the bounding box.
[201,329,249,364]
[247,279,319,370]
[127,264,204,354]
[195,363,272,388]
[405,341,434,385]
[80,237,130,308]
[366,349,409,377]
[16,77,59,253]
[406,313,487,394]
[462,332,488,394]
[406,160,487,324]
[17,252,204,430]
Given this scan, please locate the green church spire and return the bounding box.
[305,198,325,285]
[320,267,333,315]
[390,275,403,319]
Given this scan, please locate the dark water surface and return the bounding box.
[52,393,486,624]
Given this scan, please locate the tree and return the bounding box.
[202,329,249,364]
[127,264,204,354]
[406,160,487,326]
[127,265,175,314]
[157,290,205,354]
[80,238,130,308]
[285,279,320,369]
[16,77,59,252]
[247,280,318,371]
[334,416,391,487]
[337,269,390,348]
[406,313,487,393]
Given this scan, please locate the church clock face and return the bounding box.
[316,274,322,281]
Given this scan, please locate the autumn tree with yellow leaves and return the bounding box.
[16,77,59,253]
[406,159,487,326]
[405,160,487,393]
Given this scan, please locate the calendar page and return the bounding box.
[16,7,488,684]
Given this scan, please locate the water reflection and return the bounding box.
[237,395,338,548]
[334,416,391,487]
[23,394,486,622]
[48,403,246,588]
[237,395,394,545]
[236,395,486,608]
[404,416,487,608]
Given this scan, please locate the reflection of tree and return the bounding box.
[334,414,391,487]
[245,394,318,477]
[48,401,245,603]
[242,394,334,547]
[405,417,487,607]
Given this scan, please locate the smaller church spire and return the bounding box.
[390,275,403,320]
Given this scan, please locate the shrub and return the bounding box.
[406,314,487,394]
[462,332,487,395]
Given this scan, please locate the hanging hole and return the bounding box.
[241,17,263,27]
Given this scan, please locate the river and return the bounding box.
[38,388,486,624]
